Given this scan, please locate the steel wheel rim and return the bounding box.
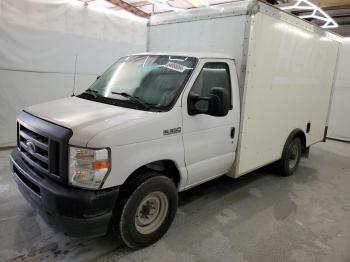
[288,143,299,169]
[135,191,168,235]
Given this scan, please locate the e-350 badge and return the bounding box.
[163,127,181,136]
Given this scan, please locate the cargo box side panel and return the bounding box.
[149,15,247,78]
[236,12,340,176]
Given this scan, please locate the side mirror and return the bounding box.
[188,93,209,115]
[208,87,230,117]
[188,87,230,117]
[96,75,101,80]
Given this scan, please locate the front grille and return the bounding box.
[17,112,73,183]
[19,123,59,177]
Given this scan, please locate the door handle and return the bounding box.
[230,127,235,139]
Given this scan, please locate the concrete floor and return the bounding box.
[0,140,349,262]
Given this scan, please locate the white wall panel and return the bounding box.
[0,0,147,146]
[328,39,350,141]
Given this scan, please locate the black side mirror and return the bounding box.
[188,87,230,117]
[188,93,209,115]
[96,75,101,80]
[208,87,230,117]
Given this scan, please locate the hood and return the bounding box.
[25,97,159,146]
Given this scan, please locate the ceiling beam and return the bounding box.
[107,0,150,18]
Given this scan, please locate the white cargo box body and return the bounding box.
[148,0,341,177]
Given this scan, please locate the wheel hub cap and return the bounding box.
[135,191,168,234]
[288,144,299,169]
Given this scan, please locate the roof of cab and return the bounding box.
[130,52,234,60]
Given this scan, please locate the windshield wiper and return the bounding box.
[82,89,102,98]
[111,92,150,110]
[148,104,169,111]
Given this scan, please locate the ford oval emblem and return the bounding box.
[26,141,36,154]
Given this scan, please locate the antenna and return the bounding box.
[72,54,78,97]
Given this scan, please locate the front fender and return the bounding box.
[101,135,187,190]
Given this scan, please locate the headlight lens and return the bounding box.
[69,146,110,190]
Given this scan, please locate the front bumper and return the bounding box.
[10,149,119,237]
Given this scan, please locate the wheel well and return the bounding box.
[285,129,307,153]
[294,131,307,151]
[123,160,181,189]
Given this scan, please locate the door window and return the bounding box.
[190,62,231,112]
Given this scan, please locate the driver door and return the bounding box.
[181,59,239,188]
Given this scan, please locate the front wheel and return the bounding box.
[278,137,302,176]
[116,174,178,249]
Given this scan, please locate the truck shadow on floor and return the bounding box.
[8,163,319,261]
[178,162,318,222]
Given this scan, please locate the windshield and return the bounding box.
[79,55,197,111]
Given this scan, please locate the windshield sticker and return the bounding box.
[161,62,189,73]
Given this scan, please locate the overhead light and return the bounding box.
[280,0,338,29]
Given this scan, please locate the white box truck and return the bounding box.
[10,0,340,249]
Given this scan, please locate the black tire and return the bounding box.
[114,173,178,249]
[278,137,302,176]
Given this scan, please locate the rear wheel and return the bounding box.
[113,173,178,249]
[278,137,302,176]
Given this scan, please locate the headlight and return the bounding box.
[69,146,110,190]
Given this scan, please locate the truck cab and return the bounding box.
[10,53,241,248]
